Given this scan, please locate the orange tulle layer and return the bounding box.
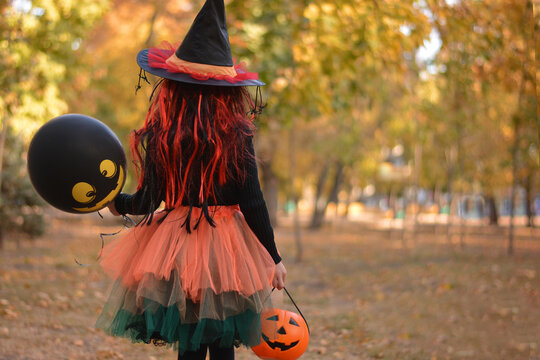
[99,206,275,303]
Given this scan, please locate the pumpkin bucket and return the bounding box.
[252,288,309,360]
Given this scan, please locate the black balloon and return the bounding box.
[28,114,126,214]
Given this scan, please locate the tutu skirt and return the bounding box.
[95,205,275,353]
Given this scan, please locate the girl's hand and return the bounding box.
[107,201,121,216]
[273,262,287,290]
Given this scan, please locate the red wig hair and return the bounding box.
[131,80,257,213]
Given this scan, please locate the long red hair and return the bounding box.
[131,80,256,213]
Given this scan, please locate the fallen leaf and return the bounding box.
[512,342,533,352]
[0,327,9,337]
[517,269,536,280]
[54,294,69,302]
[0,308,19,319]
[37,292,51,301]
[96,349,124,359]
[455,350,475,357]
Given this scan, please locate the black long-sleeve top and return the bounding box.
[113,138,281,264]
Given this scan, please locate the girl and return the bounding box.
[95,1,286,359]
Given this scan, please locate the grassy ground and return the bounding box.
[0,213,539,360]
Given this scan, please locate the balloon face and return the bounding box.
[252,308,309,360]
[70,158,125,213]
[28,114,126,214]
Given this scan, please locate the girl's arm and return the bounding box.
[111,189,162,215]
[238,138,282,265]
[109,157,164,216]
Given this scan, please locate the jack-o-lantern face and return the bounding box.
[28,114,126,214]
[252,308,309,360]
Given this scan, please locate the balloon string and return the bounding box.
[74,214,136,266]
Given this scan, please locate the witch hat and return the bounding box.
[136,0,264,86]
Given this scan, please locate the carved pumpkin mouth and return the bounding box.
[262,333,300,351]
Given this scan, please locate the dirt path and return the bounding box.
[1,213,539,359]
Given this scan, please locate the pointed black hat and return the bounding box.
[176,0,233,67]
[136,0,264,86]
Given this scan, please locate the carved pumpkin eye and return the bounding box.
[266,315,279,321]
[289,317,299,327]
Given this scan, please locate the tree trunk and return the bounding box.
[459,194,466,249]
[310,161,344,229]
[434,183,440,237]
[289,117,303,262]
[412,142,422,235]
[400,188,407,248]
[292,195,302,262]
[508,121,518,256]
[143,2,160,46]
[326,161,344,205]
[524,172,535,227]
[309,162,330,229]
[0,113,9,192]
[486,193,499,225]
[343,186,352,218]
[445,146,457,245]
[509,0,534,254]
[388,186,396,240]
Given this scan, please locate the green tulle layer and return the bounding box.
[96,298,263,353]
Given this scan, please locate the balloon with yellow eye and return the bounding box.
[27,114,126,214]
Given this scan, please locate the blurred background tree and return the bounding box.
[425,0,537,251]
[0,0,108,246]
[0,127,44,248]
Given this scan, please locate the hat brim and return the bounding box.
[137,49,265,87]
